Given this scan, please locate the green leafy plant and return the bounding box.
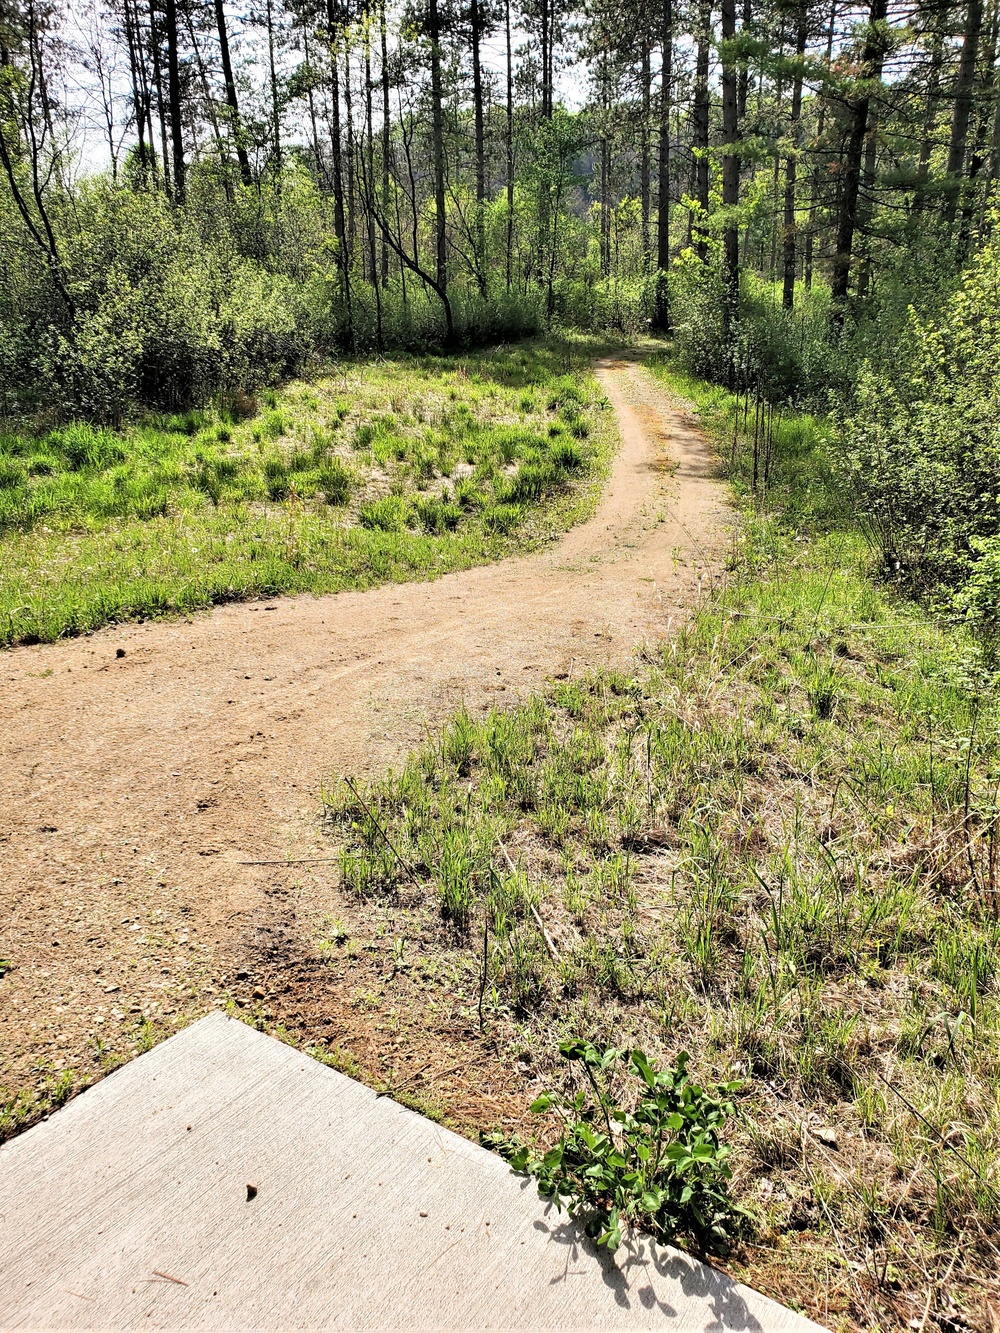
[506,1040,743,1253]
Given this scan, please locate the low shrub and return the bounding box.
[501,1040,743,1253]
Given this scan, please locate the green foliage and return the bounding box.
[956,537,1000,665]
[837,227,1000,607]
[506,1042,742,1253]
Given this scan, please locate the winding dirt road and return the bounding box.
[0,357,730,1107]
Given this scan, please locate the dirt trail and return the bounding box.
[0,357,730,1101]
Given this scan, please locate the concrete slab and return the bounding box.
[0,1013,823,1331]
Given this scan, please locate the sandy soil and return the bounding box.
[0,356,731,1124]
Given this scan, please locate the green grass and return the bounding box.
[0,337,614,646]
[323,357,1000,1330]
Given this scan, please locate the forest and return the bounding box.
[2,0,1000,621]
[3,0,1000,1327]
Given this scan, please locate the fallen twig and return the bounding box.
[239,857,340,866]
[344,776,424,894]
[529,902,560,965]
[497,841,560,964]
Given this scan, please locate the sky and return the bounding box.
[61,0,593,176]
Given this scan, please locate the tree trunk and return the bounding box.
[944,0,985,223]
[691,0,711,261]
[721,0,740,343]
[365,24,378,287]
[540,0,552,119]
[163,0,184,201]
[599,55,611,277]
[148,0,172,193]
[185,9,228,190]
[122,0,150,181]
[505,0,514,290]
[214,0,252,185]
[344,46,355,245]
[913,23,943,212]
[654,0,672,327]
[429,0,448,300]
[737,0,751,119]
[856,103,879,298]
[303,27,325,185]
[805,0,836,290]
[960,0,998,242]
[326,2,353,346]
[640,38,651,267]
[471,0,487,294]
[265,0,282,179]
[781,3,806,311]
[380,0,391,286]
[829,0,887,325]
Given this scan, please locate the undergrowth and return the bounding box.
[324,357,1000,1332]
[0,337,611,645]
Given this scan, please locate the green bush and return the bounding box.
[836,228,1000,591]
[501,1040,743,1254]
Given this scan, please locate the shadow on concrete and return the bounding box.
[530,1204,766,1331]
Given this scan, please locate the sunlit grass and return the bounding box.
[0,337,614,645]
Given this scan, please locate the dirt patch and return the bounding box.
[0,357,730,1132]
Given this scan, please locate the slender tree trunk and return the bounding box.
[960,0,998,241]
[123,0,152,181]
[640,38,651,267]
[737,0,751,119]
[471,0,487,294]
[654,0,672,327]
[505,0,514,290]
[380,0,390,285]
[214,0,252,185]
[781,4,806,310]
[856,105,879,298]
[721,0,740,344]
[303,27,325,185]
[805,0,835,289]
[326,3,353,345]
[989,13,1000,207]
[829,0,887,325]
[163,0,184,201]
[122,0,149,180]
[185,9,228,190]
[600,56,611,276]
[365,23,377,287]
[265,0,282,180]
[691,0,711,261]
[344,45,355,244]
[429,0,448,300]
[540,0,552,118]
[138,1,157,183]
[149,0,172,193]
[944,0,985,223]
